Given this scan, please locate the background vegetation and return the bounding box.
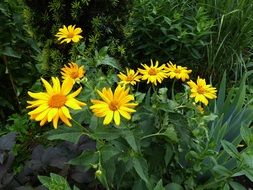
[1,0,253,189]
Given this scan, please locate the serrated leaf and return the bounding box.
[100,145,120,162]
[38,175,51,188]
[132,157,149,184]
[69,151,99,168]
[164,127,178,142]
[124,130,138,151]
[46,125,84,144]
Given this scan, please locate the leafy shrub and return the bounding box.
[28,38,253,189]
[124,0,214,70]
[0,0,39,121]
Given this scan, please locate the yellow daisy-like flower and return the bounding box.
[187,77,217,106]
[90,85,138,126]
[55,25,83,44]
[138,60,168,85]
[117,68,141,86]
[27,77,86,129]
[165,62,192,82]
[61,62,85,82]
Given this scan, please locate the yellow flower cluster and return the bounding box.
[27,24,217,129]
[117,59,217,107]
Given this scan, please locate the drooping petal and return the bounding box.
[103,111,113,125]
[114,111,120,126]
[47,108,58,122]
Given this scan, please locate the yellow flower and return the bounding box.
[61,62,85,82]
[165,62,192,81]
[27,77,86,129]
[55,25,83,43]
[187,77,217,106]
[117,68,141,86]
[138,60,168,85]
[90,85,138,126]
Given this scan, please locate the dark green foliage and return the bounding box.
[124,0,214,70]
[199,0,253,82]
[0,0,39,121]
[24,0,131,76]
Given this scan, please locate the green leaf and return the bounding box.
[124,130,139,151]
[95,47,121,70]
[216,71,226,112]
[38,173,71,190]
[164,144,173,166]
[2,47,21,58]
[46,125,84,144]
[164,126,178,142]
[154,179,165,190]
[38,175,51,188]
[165,183,184,190]
[100,144,120,162]
[223,183,230,190]
[132,157,149,184]
[96,168,109,190]
[242,152,253,168]
[73,186,80,190]
[90,126,121,141]
[240,125,251,146]
[229,181,247,190]
[221,140,240,159]
[213,164,232,177]
[242,168,253,182]
[69,151,99,168]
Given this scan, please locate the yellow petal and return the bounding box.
[52,77,61,92]
[61,106,72,119]
[41,78,53,94]
[65,99,82,109]
[40,117,47,126]
[35,109,50,121]
[59,108,72,127]
[68,87,82,98]
[47,108,58,122]
[103,111,113,125]
[28,91,49,100]
[53,112,59,129]
[61,78,74,95]
[118,109,131,120]
[28,104,49,115]
[114,111,120,126]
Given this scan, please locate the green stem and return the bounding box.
[72,119,90,134]
[171,79,176,100]
[141,132,166,140]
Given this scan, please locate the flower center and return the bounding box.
[70,71,79,79]
[109,100,119,111]
[148,68,157,75]
[126,75,134,81]
[67,32,75,38]
[48,94,67,108]
[197,86,206,94]
[174,68,181,73]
